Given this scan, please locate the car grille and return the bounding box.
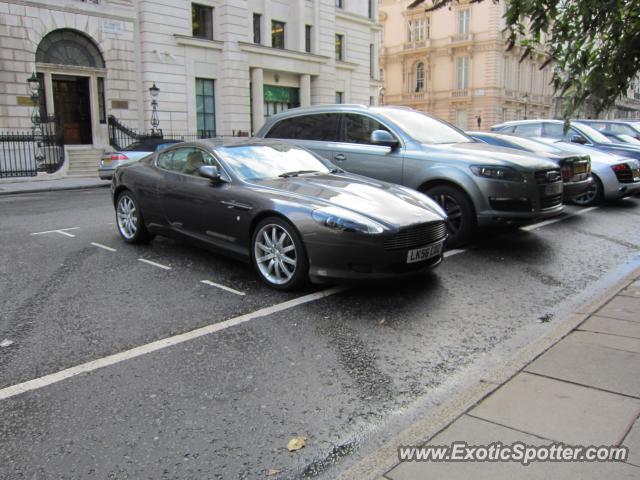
[383,221,447,251]
[613,166,635,183]
[535,168,562,184]
[540,194,563,209]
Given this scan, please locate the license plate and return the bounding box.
[544,182,562,195]
[406,241,444,264]
[574,164,587,174]
[102,160,111,166]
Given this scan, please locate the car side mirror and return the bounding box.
[371,130,399,149]
[569,134,588,145]
[198,165,223,182]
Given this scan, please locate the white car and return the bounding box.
[534,138,640,205]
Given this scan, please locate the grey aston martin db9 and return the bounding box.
[111,139,448,289]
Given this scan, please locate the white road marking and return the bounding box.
[520,206,599,232]
[201,280,246,296]
[91,242,117,252]
[0,286,348,401]
[30,227,80,238]
[443,249,466,258]
[138,258,172,270]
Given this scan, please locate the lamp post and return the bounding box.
[523,92,529,120]
[149,82,160,135]
[27,72,45,168]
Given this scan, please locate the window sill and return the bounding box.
[174,34,224,50]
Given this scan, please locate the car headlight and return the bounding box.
[312,206,384,234]
[470,165,525,183]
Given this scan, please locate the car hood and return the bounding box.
[252,173,446,227]
[423,142,560,170]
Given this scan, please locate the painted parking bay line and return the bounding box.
[521,206,599,232]
[30,227,80,238]
[201,280,245,296]
[0,286,348,402]
[138,258,172,270]
[91,242,117,252]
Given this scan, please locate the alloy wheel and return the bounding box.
[117,194,138,240]
[254,224,297,285]
[572,182,598,206]
[433,194,462,235]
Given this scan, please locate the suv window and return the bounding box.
[265,114,340,141]
[156,147,219,175]
[542,122,564,139]
[343,114,391,144]
[513,123,542,137]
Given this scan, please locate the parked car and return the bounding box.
[112,139,449,289]
[256,105,564,247]
[99,138,181,180]
[533,138,640,205]
[490,119,640,161]
[575,120,640,141]
[597,133,640,145]
[468,131,592,200]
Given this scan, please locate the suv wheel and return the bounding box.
[423,185,474,247]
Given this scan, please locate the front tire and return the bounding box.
[251,217,308,290]
[423,185,475,248]
[571,175,603,206]
[116,190,154,244]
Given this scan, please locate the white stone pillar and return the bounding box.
[251,67,264,134]
[44,72,54,115]
[300,74,311,107]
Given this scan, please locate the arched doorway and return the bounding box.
[36,29,106,145]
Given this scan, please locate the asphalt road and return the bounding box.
[1,189,639,479]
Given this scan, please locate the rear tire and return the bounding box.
[423,185,475,248]
[571,175,603,206]
[115,190,154,244]
[251,217,309,290]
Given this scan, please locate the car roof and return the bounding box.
[161,137,299,151]
[262,104,419,121]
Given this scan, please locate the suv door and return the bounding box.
[331,113,404,184]
[264,113,341,161]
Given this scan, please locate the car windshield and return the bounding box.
[574,123,612,143]
[490,135,563,154]
[216,144,332,180]
[376,109,472,144]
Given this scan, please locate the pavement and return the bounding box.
[352,274,640,479]
[0,176,109,195]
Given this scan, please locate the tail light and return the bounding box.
[110,154,128,161]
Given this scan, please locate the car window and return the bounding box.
[265,114,340,141]
[342,114,391,144]
[157,147,219,175]
[375,108,472,144]
[609,123,634,135]
[513,123,542,137]
[542,122,564,139]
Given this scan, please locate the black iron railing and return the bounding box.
[0,117,64,178]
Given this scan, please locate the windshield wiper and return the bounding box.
[278,170,322,178]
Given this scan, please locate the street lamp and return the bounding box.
[26,72,45,168]
[149,82,160,135]
[523,92,529,120]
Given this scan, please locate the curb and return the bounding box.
[337,262,640,480]
[0,183,110,196]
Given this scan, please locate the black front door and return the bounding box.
[52,75,92,145]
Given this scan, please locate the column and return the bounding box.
[43,72,54,115]
[251,67,264,134]
[300,74,311,107]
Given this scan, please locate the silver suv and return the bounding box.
[256,105,564,246]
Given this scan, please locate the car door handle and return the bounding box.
[335,154,346,161]
[220,200,252,211]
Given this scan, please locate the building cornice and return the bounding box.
[336,60,359,71]
[174,35,224,51]
[238,42,329,64]
[11,0,135,22]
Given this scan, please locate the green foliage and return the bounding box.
[411,0,640,118]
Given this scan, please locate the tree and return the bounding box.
[408,0,640,118]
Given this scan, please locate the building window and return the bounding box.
[416,62,425,92]
[336,92,344,104]
[408,18,428,42]
[368,0,374,19]
[253,13,261,44]
[456,57,469,89]
[272,20,285,49]
[264,85,299,118]
[97,77,106,124]
[370,44,375,79]
[458,9,470,34]
[336,0,343,8]
[192,4,213,40]
[455,109,467,130]
[369,96,374,106]
[335,34,344,61]
[305,25,312,53]
[196,78,216,137]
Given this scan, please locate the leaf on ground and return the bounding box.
[0,339,14,348]
[267,469,280,476]
[287,436,306,451]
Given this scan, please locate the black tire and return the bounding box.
[115,190,155,244]
[423,185,475,248]
[571,175,603,206]
[251,216,309,290]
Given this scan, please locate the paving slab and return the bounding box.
[525,333,640,397]
[620,280,640,299]
[624,417,640,467]
[579,315,640,340]
[470,372,640,445]
[570,330,640,354]
[596,296,640,323]
[386,415,639,480]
